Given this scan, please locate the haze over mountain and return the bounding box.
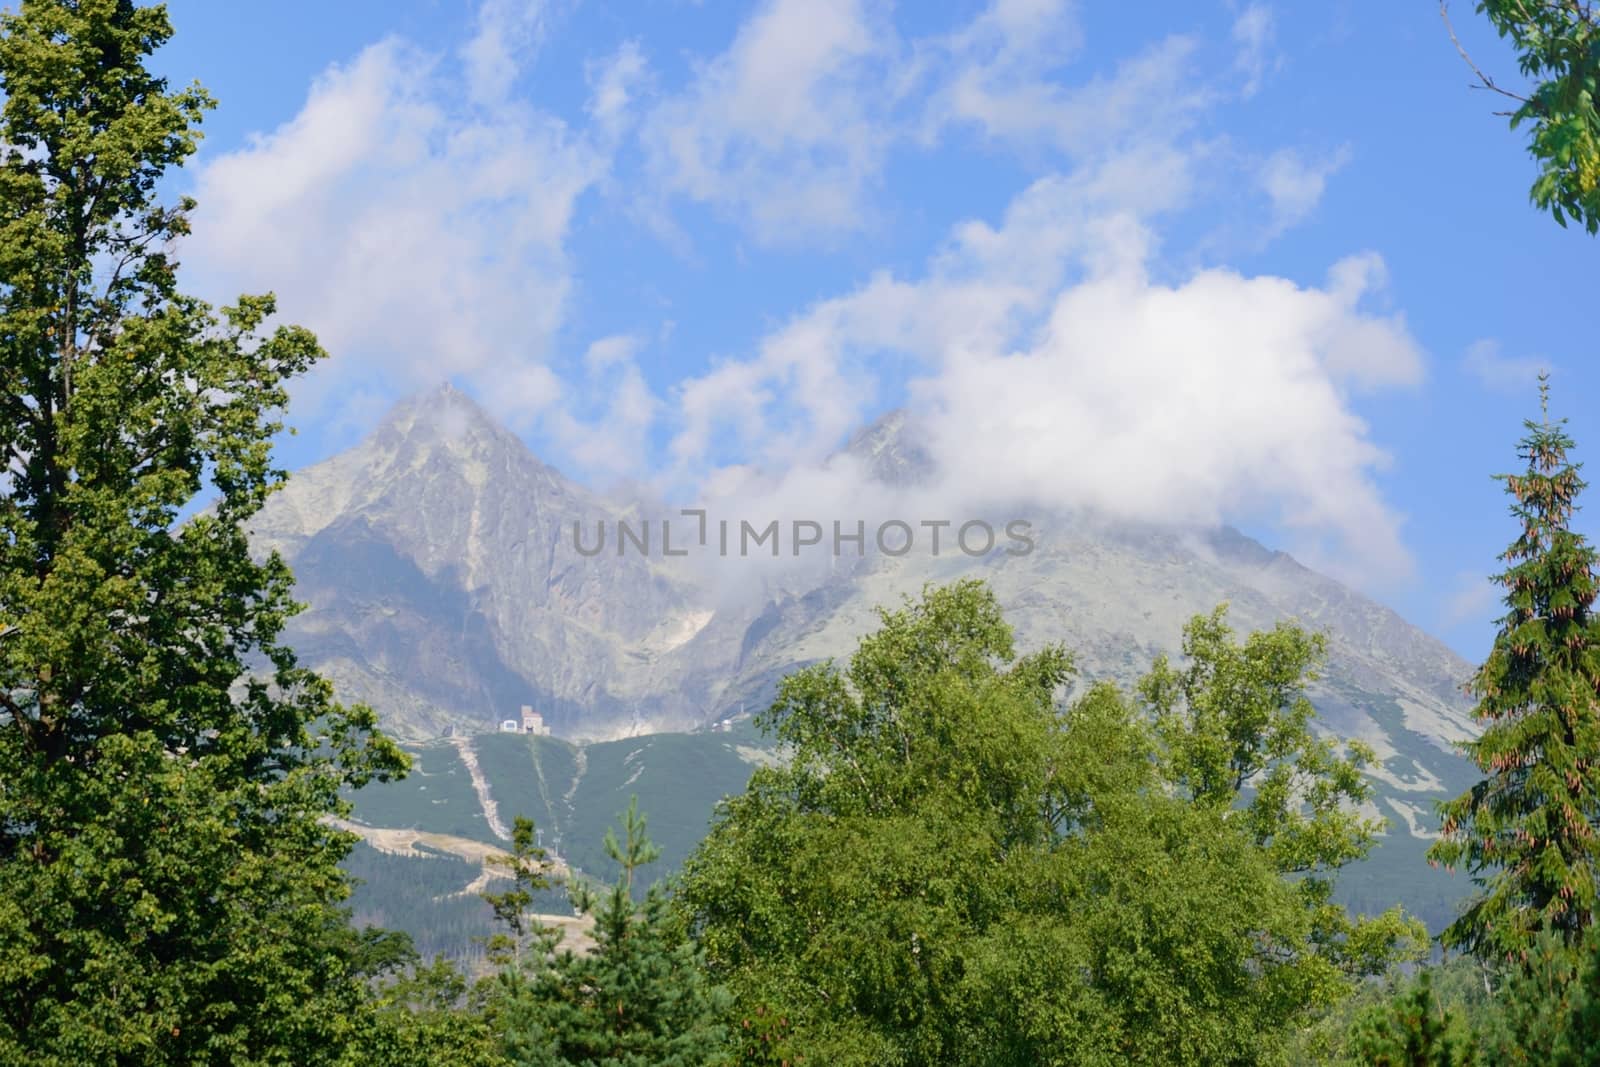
[251,385,1478,845]
[257,387,1463,711]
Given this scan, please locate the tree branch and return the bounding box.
[1440,1,1535,105]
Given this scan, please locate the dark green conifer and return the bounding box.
[482,801,730,1066]
[0,3,407,1060]
[1430,375,1600,959]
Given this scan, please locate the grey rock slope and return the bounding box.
[254,388,1479,855]
[251,385,715,737]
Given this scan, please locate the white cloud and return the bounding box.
[185,35,604,429]
[919,250,1421,583]
[548,336,660,482]
[635,0,1207,246]
[462,0,547,105]
[661,149,1200,480]
[929,29,1206,159]
[631,4,1407,582]
[1259,145,1351,235]
[1461,338,1551,394]
[1315,252,1419,389]
[638,0,892,242]
[584,334,642,371]
[182,0,1422,586]
[661,161,1423,583]
[916,0,1082,142]
[587,40,648,142]
[1231,4,1277,99]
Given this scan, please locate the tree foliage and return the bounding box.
[1428,378,1600,960]
[481,815,559,969]
[1309,927,1600,1065]
[1446,0,1600,232]
[480,802,731,1066]
[1345,969,1482,1067]
[0,1,407,1060]
[678,580,1422,1065]
[1140,607,1423,978]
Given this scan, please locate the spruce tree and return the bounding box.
[1430,375,1600,960]
[481,801,730,1066]
[0,1,406,1061]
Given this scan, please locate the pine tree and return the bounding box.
[1429,375,1600,960]
[1347,969,1481,1067]
[481,800,731,1066]
[0,2,407,1061]
[480,815,559,969]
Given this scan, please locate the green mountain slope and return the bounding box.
[344,717,1477,959]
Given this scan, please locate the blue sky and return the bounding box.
[152,0,1593,662]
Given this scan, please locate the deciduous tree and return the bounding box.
[679,580,1421,1065]
[1443,0,1600,232]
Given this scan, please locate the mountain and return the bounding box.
[255,385,1475,742]
[250,384,722,738]
[255,385,1484,933]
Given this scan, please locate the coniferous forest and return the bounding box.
[2,1,1600,1064]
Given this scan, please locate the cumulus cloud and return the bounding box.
[180,0,1423,585]
[662,147,1207,481]
[662,160,1423,583]
[185,33,604,430]
[920,252,1420,583]
[638,0,893,242]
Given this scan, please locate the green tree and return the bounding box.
[1290,955,1494,1066]
[481,815,559,969]
[481,802,730,1066]
[1479,929,1600,1065]
[357,950,509,1067]
[678,580,1420,1065]
[1443,0,1600,232]
[1317,928,1600,1066]
[1345,969,1482,1067]
[1428,378,1600,961]
[0,1,408,1061]
[1139,606,1426,979]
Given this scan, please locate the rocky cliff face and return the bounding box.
[251,385,1479,849]
[250,385,715,737]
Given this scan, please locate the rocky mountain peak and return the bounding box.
[368,382,529,471]
[253,389,1478,806]
[840,407,936,488]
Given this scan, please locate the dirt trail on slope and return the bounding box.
[560,743,587,823]
[331,817,595,953]
[449,734,510,841]
[527,739,562,844]
[329,817,570,877]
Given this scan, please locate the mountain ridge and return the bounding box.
[259,383,1493,953]
[251,385,1476,770]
